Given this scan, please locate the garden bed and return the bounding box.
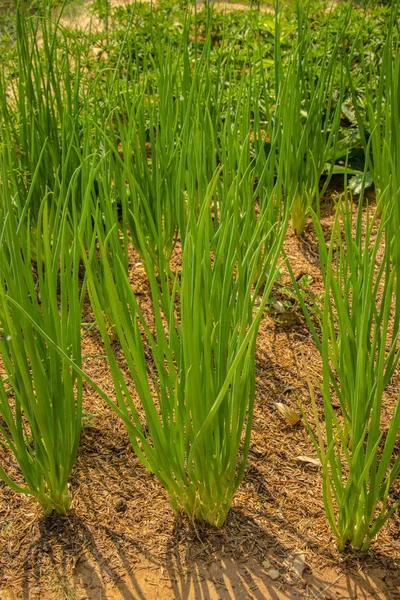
[0,1,399,598]
[1,187,399,599]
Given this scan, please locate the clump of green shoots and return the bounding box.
[79,162,288,526]
[106,23,266,268]
[0,163,85,515]
[293,188,400,551]
[0,3,84,219]
[274,0,345,235]
[345,3,400,216]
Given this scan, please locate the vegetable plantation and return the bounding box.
[0,0,399,597]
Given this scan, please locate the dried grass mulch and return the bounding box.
[0,187,399,599]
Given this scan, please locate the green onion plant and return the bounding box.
[274,0,345,235]
[345,4,400,215]
[291,188,400,551]
[104,16,276,268]
[80,163,288,526]
[0,3,84,219]
[0,161,85,515]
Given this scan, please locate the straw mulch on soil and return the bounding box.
[0,186,399,599]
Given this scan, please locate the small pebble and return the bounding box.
[262,560,271,569]
[266,569,280,580]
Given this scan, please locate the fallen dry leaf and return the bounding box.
[275,403,301,425]
[272,300,286,313]
[291,552,307,578]
[296,455,321,467]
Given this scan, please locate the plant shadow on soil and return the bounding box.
[102,513,292,599]
[16,510,292,599]
[15,478,400,599]
[20,510,163,599]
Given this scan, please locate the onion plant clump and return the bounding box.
[293,191,400,551]
[346,4,400,214]
[273,0,345,236]
[105,37,200,264]
[80,166,288,526]
[106,23,266,268]
[0,4,85,219]
[0,177,85,515]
